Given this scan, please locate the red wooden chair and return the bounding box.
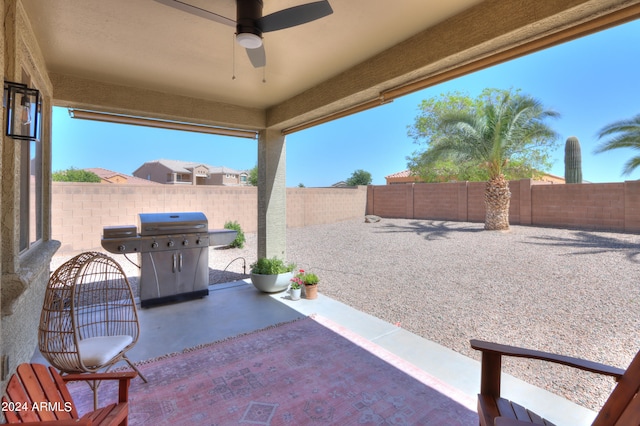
[2,363,135,425]
[471,339,640,425]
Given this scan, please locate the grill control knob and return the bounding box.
[168,240,175,248]
[196,238,202,245]
[151,242,158,249]
[118,245,126,252]
[182,239,189,246]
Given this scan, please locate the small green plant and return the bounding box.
[250,257,296,275]
[302,272,319,285]
[224,220,245,248]
[291,269,319,286]
[289,281,301,290]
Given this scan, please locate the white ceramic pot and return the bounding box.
[290,287,301,300]
[250,271,294,293]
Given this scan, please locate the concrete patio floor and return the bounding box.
[32,279,598,425]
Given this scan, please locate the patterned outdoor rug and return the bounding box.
[69,316,477,425]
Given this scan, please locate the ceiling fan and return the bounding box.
[154,0,333,68]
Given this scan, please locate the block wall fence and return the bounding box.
[52,183,367,255]
[366,179,640,233]
[52,179,640,255]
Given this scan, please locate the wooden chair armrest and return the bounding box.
[61,371,137,383]
[470,339,625,379]
[61,371,137,403]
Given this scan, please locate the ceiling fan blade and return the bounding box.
[246,45,266,68]
[258,1,333,33]
[154,0,235,27]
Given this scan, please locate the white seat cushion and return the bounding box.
[78,335,133,368]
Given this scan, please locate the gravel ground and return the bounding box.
[52,218,640,412]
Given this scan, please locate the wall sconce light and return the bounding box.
[4,81,40,140]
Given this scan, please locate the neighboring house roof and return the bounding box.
[537,172,567,184]
[84,168,161,185]
[385,169,568,184]
[385,170,417,179]
[135,159,245,175]
[385,170,422,184]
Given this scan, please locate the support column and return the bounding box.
[257,129,286,260]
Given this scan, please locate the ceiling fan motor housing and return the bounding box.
[236,0,263,37]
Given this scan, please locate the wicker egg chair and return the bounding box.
[39,251,147,407]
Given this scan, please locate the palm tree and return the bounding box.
[424,92,559,230]
[594,114,640,176]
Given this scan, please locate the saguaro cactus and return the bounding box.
[564,136,582,183]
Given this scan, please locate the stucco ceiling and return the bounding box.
[19,0,640,131]
[21,0,483,109]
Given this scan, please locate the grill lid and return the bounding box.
[103,225,137,239]
[138,212,208,236]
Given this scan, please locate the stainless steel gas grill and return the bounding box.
[101,212,237,308]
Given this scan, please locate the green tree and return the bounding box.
[407,89,554,182]
[594,113,640,176]
[410,89,559,230]
[52,167,101,182]
[248,164,258,186]
[408,90,477,150]
[346,169,372,186]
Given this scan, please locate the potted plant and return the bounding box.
[289,280,302,301]
[249,257,296,293]
[293,269,320,299]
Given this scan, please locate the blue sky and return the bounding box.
[52,19,640,186]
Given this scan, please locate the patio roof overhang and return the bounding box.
[23,0,640,133]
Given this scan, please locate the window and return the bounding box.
[14,73,43,253]
[19,137,43,252]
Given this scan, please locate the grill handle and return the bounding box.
[172,253,177,273]
[142,224,206,233]
[179,253,183,272]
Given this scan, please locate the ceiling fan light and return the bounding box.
[236,33,262,49]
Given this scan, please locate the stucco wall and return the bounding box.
[367,179,640,233]
[52,183,367,255]
[1,0,59,387]
[286,187,367,228]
